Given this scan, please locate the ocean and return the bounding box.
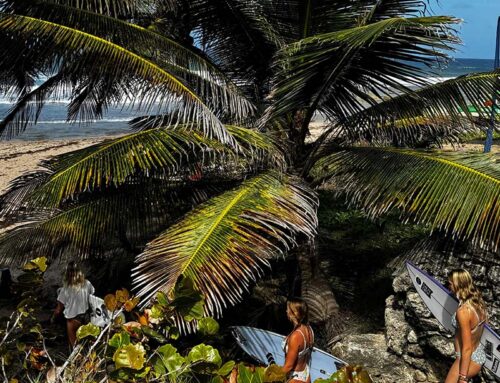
[0,58,496,141]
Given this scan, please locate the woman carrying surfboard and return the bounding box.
[282,298,314,383]
[51,261,95,348]
[445,269,488,383]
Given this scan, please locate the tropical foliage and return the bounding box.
[0,0,499,326]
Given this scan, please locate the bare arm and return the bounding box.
[457,307,473,380]
[283,332,301,374]
[53,301,64,318]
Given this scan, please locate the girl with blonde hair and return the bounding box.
[282,298,314,383]
[51,261,95,347]
[445,269,488,383]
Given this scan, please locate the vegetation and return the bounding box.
[1,258,373,382]
[0,0,499,334]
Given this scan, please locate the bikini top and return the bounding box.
[282,325,315,360]
[451,303,486,334]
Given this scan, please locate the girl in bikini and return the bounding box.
[282,298,314,383]
[445,269,488,383]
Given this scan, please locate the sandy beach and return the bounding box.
[0,137,109,195]
[0,127,497,196]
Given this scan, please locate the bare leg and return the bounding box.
[66,318,82,348]
[445,359,459,383]
[445,358,482,383]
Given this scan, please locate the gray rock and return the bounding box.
[392,273,411,293]
[331,333,414,383]
[427,335,455,358]
[385,295,409,355]
[407,329,418,344]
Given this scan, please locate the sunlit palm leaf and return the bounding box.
[341,115,484,147]
[21,128,232,207]
[310,148,500,250]
[1,1,254,124]
[133,172,318,317]
[0,14,237,145]
[342,71,500,141]
[0,182,212,265]
[1,0,146,17]
[261,16,459,128]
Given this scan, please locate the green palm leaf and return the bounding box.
[132,172,318,316]
[0,182,212,265]
[1,1,254,122]
[0,14,237,145]
[341,70,500,142]
[261,16,459,128]
[23,128,232,208]
[2,0,145,17]
[310,148,500,250]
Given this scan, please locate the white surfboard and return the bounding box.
[89,294,113,327]
[406,261,500,378]
[231,326,347,381]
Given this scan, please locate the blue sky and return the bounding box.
[429,0,499,59]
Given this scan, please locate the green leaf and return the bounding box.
[141,325,167,344]
[108,332,131,349]
[22,257,47,272]
[133,172,318,322]
[113,343,146,370]
[218,360,236,377]
[169,327,180,340]
[311,148,500,250]
[197,317,220,336]
[153,344,186,377]
[156,291,168,306]
[76,323,100,340]
[187,344,222,372]
[170,276,205,322]
[238,364,265,383]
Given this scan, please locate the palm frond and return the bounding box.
[340,71,500,143]
[1,1,254,123]
[0,182,213,265]
[132,172,318,316]
[261,16,459,128]
[0,0,147,17]
[310,148,500,251]
[0,14,237,145]
[0,73,68,138]
[342,115,486,147]
[20,128,234,208]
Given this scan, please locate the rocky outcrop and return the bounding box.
[384,244,500,383]
[331,333,416,383]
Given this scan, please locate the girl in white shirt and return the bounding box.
[52,262,95,347]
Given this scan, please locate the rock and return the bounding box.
[331,334,414,383]
[392,273,411,293]
[406,292,432,318]
[413,370,427,382]
[427,335,455,358]
[384,295,409,355]
[407,329,418,344]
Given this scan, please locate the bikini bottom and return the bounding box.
[288,365,310,382]
[455,345,487,366]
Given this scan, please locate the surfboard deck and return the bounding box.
[231,326,346,382]
[406,261,500,378]
[89,294,113,327]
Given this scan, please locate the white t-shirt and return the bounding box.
[57,280,95,319]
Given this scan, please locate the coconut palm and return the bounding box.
[0,0,499,323]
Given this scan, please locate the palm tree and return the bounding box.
[0,0,499,324]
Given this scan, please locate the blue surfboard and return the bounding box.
[406,261,500,378]
[231,326,347,381]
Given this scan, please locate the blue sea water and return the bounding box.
[0,58,496,141]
